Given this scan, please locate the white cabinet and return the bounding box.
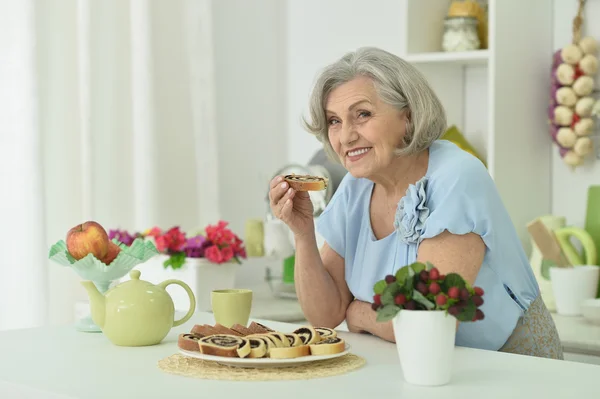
[397,0,554,248]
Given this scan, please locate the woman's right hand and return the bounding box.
[269,175,315,238]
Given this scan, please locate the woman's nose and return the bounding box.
[340,123,359,145]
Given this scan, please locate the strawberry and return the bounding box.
[472,295,484,307]
[385,274,396,284]
[460,288,470,301]
[474,286,484,296]
[429,282,441,295]
[429,267,440,280]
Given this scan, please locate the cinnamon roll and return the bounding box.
[198,334,251,358]
[309,337,346,356]
[284,333,303,347]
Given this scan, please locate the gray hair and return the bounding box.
[302,47,447,161]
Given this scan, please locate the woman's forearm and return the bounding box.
[346,301,396,342]
[293,233,346,328]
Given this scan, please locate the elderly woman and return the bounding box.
[268,47,562,359]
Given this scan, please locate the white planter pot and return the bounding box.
[550,265,600,316]
[393,310,456,386]
[129,255,239,312]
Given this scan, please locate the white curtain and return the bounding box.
[0,0,219,331]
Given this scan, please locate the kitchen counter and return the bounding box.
[1,312,599,399]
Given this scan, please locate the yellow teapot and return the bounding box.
[81,270,196,346]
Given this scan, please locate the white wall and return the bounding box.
[285,0,407,165]
[212,0,288,234]
[551,0,600,228]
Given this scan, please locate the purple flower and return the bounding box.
[184,235,211,258]
[109,229,136,246]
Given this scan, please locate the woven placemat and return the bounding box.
[158,353,366,381]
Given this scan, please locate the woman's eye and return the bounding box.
[328,118,340,126]
[358,111,371,118]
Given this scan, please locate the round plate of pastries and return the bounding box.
[177,321,350,368]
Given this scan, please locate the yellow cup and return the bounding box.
[211,289,253,328]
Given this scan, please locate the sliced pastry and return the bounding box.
[309,337,346,356]
[284,333,303,347]
[247,335,275,351]
[212,323,242,336]
[269,345,310,359]
[177,333,202,352]
[198,334,251,358]
[315,327,337,339]
[248,321,275,334]
[293,326,320,345]
[247,337,268,358]
[230,323,254,336]
[191,324,219,337]
[269,332,291,347]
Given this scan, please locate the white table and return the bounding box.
[0,312,598,399]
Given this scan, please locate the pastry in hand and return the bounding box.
[247,337,268,358]
[293,326,320,345]
[309,337,346,356]
[315,327,337,339]
[283,174,328,191]
[177,333,203,352]
[269,345,310,359]
[198,334,251,358]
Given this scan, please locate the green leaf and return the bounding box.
[412,290,435,310]
[395,267,409,285]
[409,262,426,275]
[425,261,435,271]
[374,280,387,295]
[381,282,401,306]
[376,305,401,322]
[163,252,186,270]
[541,259,556,280]
[403,273,415,292]
[455,299,476,322]
[443,273,466,290]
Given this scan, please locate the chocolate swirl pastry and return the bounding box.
[315,327,337,339]
[177,333,202,352]
[198,334,251,358]
[247,337,268,358]
[284,333,303,347]
[283,174,328,191]
[309,337,346,356]
[292,326,320,345]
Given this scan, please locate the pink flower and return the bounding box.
[221,246,234,263]
[205,245,224,263]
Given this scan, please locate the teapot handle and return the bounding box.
[556,227,598,265]
[158,279,196,327]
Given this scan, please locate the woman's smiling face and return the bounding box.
[325,76,409,179]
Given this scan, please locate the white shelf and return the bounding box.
[405,50,489,66]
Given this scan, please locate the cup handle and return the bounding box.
[557,228,598,265]
[158,279,196,327]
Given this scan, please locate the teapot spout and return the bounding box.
[81,281,105,328]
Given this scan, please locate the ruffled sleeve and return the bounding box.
[395,157,496,248]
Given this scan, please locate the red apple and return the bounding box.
[100,241,121,266]
[66,221,109,260]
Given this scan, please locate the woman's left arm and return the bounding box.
[345,230,486,341]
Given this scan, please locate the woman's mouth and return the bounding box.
[346,147,372,162]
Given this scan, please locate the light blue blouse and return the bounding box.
[316,139,540,351]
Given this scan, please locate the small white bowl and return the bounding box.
[581,298,600,325]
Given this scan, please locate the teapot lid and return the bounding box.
[130,270,142,280]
